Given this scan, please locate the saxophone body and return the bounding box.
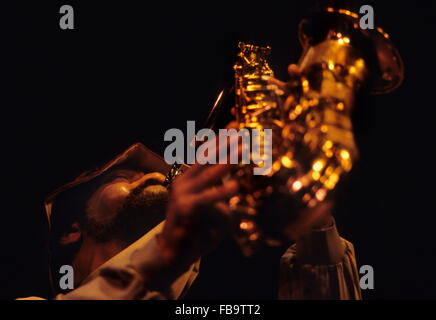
[232,7,404,254]
[231,42,285,255]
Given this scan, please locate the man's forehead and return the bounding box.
[103,167,142,178]
[98,167,166,184]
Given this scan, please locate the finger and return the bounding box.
[181,162,204,179]
[213,201,233,219]
[204,201,235,240]
[288,64,301,77]
[181,133,222,179]
[202,201,234,232]
[189,129,240,172]
[189,163,235,192]
[177,137,240,194]
[195,179,239,205]
[212,201,238,232]
[225,120,238,130]
[267,77,288,90]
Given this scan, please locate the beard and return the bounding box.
[84,182,169,244]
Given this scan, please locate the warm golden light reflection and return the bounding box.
[326,7,361,21]
[272,160,281,172]
[302,79,309,92]
[312,159,325,172]
[315,188,327,201]
[249,233,260,241]
[340,149,350,160]
[281,156,293,168]
[295,105,303,114]
[324,174,338,190]
[240,220,255,231]
[312,171,321,181]
[292,180,303,192]
[302,193,311,202]
[322,140,333,151]
[328,61,335,70]
[229,196,239,207]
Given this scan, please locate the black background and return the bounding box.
[1,0,435,300]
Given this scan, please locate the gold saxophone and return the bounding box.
[231,7,404,255]
[230,42,285,255]
[163,6,404,256]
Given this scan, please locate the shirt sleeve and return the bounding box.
[278,220,362,300]
[56,236,199,300]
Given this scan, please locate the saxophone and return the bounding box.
[230,42,285,255]
[164,6,404,256]
[230,7,404,255]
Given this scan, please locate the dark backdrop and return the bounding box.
[1,0,435,299]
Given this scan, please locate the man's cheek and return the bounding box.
[100,183,131,213]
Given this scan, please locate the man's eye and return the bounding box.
[108,171,141,182]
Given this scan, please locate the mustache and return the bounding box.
[127,178,169,210]
[131,178,167,195]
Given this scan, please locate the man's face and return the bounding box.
[84,169,169,243]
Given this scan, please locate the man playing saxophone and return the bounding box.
[20,75,362,299]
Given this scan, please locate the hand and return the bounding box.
[285,201,334,241]
[157,148,239,270]
[267,64,302,108]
